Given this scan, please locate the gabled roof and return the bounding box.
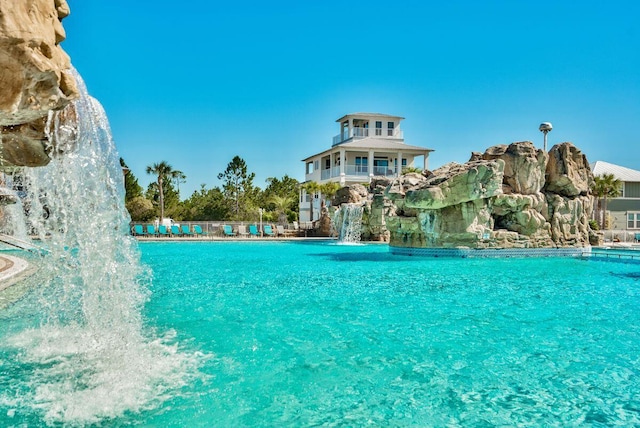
[591,160,640,182]
[302,139,432,162]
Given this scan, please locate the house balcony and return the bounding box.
[319,165,398,180]
[332,128,404,146]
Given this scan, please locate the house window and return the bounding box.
[306,161,314,174]
[394,158,408,169]
[628,212,640,229]
[375,121,382,136]
[355,156,368,173]
[625,182,640,198]
[387,122,394,136]
[325,159,330,169]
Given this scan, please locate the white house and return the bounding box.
[591,160,640,231]
[299,113,433,222]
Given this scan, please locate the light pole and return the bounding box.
[539,122,552,152]
[258,208,263,237]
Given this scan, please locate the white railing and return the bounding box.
[345,165,369,176]
[332,128,404,146]
[321,169,331,180]
[372,166,396,176]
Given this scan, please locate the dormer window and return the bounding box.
[375,121,382,136]
[387,122,394,136]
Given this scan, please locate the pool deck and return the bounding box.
[0,254,31,292]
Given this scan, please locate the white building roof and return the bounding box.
[335,112,405,122]
[591,160,640,182]
[302,138,432,162]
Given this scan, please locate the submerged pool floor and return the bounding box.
[2,241,639,425]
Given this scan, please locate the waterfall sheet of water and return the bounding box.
[337,203,364,244]
[0,69,202,425]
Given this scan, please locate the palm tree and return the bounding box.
[319,182,341,208]
[267,194,294,224]
[402,166,422,174]
[146,161,182,221]
[592,173,622,229]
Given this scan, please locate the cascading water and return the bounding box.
[0,69,200,425]
[336,203,364,244]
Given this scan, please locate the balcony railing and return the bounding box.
[319,165,397,179]
[332,128,403,146]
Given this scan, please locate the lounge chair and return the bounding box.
[170,225,182,237]
[237,225,249,238]
[249,224,260,237]
[158,225,170,237]
[132,224,146,236]
[146,225,158,237]
[223,225,236,237]
[181,225,194,236]
[193,225,207,237]
[276,225,286,237]
[263,225,276,237]
[635,233,640,243]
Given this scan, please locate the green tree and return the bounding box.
[319,182,341,208]
[401,166,423,174]
[145,161,185,221]
[126,196,155,221]
[183,184,229,220]
[592,173,622,229]
[120,158,143,202]
[267,194,295,224]
[217,156,258,220]
[261,175,300,222]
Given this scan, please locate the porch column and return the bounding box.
[424,151,430,170]
[330,152,335,178]
[397,151,403,177]
[339,148,346,185]
[368,149,374,179]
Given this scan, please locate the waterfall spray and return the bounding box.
[1,69,200,425]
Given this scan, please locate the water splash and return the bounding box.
[1,69,201,425]
[336,203,364,244]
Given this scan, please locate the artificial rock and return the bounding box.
[0,0,78,167]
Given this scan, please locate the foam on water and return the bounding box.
[0,69,201,425]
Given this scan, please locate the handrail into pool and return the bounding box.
[0,234,47,255]
[588,248,640,262]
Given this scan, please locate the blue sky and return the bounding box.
[63,1,640,197]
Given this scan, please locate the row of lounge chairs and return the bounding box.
[131,224,296,238]
[132,224,207,237]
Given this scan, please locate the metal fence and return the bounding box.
[600,229,640,244]
[129,221,316,238]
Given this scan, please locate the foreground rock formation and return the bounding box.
[0,0,78,168]
[384,141,594,249]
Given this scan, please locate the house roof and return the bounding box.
[591,160,640,182]
[302,138,433,162]
[335,113,405,122]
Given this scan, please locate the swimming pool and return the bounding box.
[2,241,639,425]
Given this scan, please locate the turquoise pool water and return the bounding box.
[2,241,640,426]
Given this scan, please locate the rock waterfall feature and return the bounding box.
[385,141,595,249]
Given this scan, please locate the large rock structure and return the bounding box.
[384,141,595,249]
[0,0,78,168]
[331,182,394,241]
